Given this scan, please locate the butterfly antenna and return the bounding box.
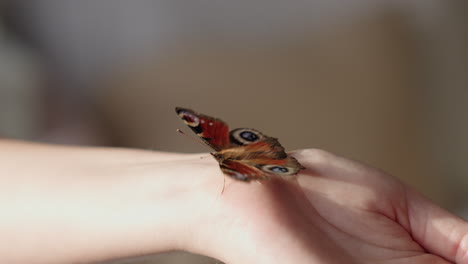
[176,129,213,151]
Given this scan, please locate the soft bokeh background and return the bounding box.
[1,1,467,263]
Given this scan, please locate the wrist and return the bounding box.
[68,149,214,262]
[0,140,216,263]
[86,149,221,262]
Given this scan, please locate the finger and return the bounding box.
[406,188,468,264]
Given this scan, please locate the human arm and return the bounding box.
[0,140,466,263]
[0,139,205,263]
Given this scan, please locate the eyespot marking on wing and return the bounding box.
[262,164,290,174]
[230,128,263,145]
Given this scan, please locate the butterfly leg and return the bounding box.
[220,174,226,194]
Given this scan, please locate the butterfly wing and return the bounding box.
[220,156,304,182]
[176,107,230,151]
[217,128,305,181]
[176,107,305,182]
[220,159,267,181]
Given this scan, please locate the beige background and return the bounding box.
[101,12,460,206]
[1,2,466,264]
[97,11,466,264]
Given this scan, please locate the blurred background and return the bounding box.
[1,1,467,263]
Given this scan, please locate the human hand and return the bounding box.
[184,149,468,264]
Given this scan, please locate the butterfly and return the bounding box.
[175,107,305,183]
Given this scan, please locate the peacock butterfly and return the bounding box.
[175,107,305,182]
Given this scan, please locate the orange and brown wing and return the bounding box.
[176,107,230,151]
[220,159,267,181]
[220,156,304,182]
[218,127,305,181]
[176,107,305,182]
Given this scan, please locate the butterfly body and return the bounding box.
[176,107,305,182]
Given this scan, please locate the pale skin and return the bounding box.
[0,139,467,264]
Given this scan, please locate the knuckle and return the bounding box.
[298,148,335,163]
